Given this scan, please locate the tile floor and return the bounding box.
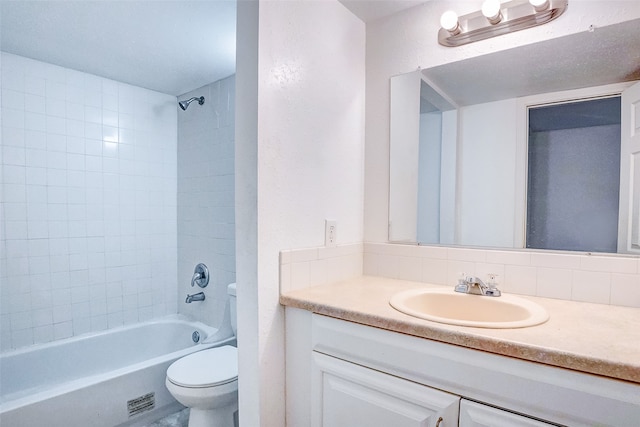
[145,408,189,427]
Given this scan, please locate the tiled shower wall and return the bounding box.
[177,76,235,327]
[0,53,178,351]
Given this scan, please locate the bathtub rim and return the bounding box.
[0,314,234,414]
[0,314,216,359]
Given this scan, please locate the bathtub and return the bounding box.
[0,315,235,427]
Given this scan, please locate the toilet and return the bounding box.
[165,283,238,427]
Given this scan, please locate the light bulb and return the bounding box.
[440,10,460,33]
[529,0,550,12]
[481,0,502,24]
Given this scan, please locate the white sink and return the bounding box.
[389,288,549,329]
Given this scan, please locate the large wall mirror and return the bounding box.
[389,18,640,254]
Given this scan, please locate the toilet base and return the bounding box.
[188,405,238,427]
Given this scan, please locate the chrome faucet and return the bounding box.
[191,263,209,288]
[185,292,205,303]
[455,275,501,297]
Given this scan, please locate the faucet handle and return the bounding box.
[485,273,501,296]
[455,272,470,293]
[486,273,499,288]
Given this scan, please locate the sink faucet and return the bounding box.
[455,276,501,297]
[185,292,205,303]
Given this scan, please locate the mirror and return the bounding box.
[389,18,640,254]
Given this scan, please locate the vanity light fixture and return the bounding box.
[481,0,503,24]
[529,0,550,12]
[438,0,568,47]
[440,10,461,35]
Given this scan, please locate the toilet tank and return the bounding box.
[227,283,237,336]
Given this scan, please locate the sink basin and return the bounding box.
[389,288,549,328]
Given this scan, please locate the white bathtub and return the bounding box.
[0,315,235,427]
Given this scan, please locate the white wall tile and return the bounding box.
[531,252,581,269]
[3,127,25,148]
[25,76,45,96]
[535,267,572,300]
[378,255,400,278]
[1,53,178,350]
[504,265,537,295]
[309,259,329,286]
[572,270,611,304]
[177,77,236,328]
[579,255,638,274]
[396,256,421,281]
[448,247,487,262]
[363,251,381,276]
[420,258,448,285]
[485,250,531,266]
[25,131,46,149]
[610,273,640,307]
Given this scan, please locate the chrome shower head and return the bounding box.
[178,96,205,111]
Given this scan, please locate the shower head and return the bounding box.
[178,96,205,111]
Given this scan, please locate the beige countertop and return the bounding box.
[280,276,640,384]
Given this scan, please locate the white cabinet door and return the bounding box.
[312,352,459,427]
[460,400,556,427]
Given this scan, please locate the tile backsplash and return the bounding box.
[280,242,640,308]
[279,243,363,293]
[364,243,640,308]
[0,53,178,350]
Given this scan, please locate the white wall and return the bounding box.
[364,0,640,243]
[0,53,177,351]
[235,0,365,425]
[177,76,235,327]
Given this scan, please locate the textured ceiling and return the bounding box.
[0,0,236,96]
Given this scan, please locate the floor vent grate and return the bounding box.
[127,392,155,417]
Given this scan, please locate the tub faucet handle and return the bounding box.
[191,263,209,288]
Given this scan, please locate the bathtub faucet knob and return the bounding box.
[185,292,205,303]
[191,263,209,288]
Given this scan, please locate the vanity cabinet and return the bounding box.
[313,350,555,427]
[313,351,459,426]
[285,307,640,427]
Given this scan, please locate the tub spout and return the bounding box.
[185,292,205,303]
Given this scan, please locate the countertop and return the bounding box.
[280,276,640,384]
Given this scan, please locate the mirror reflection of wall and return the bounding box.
[393,81,636,254]
[417,80,457,245]
[526,96,621,253]
[388,71,456,243]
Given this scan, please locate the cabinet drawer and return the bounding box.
[460,400,556,427]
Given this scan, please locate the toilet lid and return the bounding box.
[167,345,238,388]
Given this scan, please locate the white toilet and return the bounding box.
[165,283,238,427]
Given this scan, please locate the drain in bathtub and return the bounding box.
[192,331,200,343]
[127,392,155,417]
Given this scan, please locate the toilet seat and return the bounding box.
[167,345,238,388]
